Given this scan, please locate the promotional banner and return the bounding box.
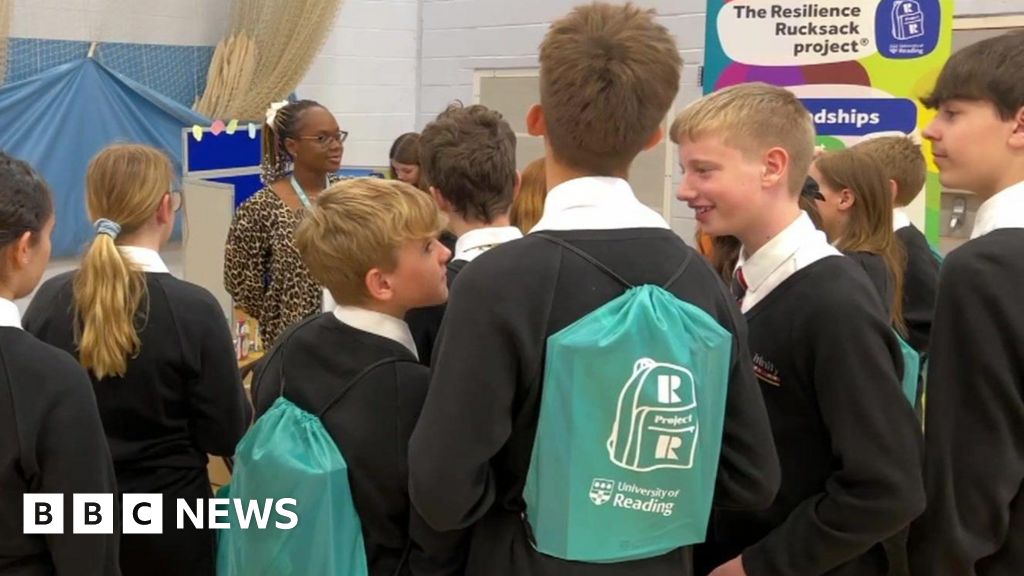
[703,0,954,241]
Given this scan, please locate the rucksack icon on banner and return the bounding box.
[893,0,925,40]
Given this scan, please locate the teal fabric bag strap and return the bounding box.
[253,315,404,415]
[317,358,402,418]
[249,315,321,403]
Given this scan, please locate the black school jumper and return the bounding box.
[908,229,1024,575]
[409,228,781,576]
[0,328,120,576]
[406,259,467,366]
[23,272,251,576]
[895,225,939,355]
[252,314,466,576]
[696,256,925,576]
[844,251,895,318]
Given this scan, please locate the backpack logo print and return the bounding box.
[608,358,698,472]
[588,478,615,506]
[658,374,682,404]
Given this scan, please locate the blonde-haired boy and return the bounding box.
[252,178,465,575]
[674,83,924,576]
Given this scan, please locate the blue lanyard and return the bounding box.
[290,174,329,209]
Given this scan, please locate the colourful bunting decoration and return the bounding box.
[189,120,258,140]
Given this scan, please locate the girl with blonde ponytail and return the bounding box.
[76,144,171,377]
[24,144,251,576]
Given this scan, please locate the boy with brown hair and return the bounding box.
[405,103,523,364]
[251,178,464,575]
[673,82,924,576]
[907,31,1024,576]
[853,135,938,357]
[409,4,780,575]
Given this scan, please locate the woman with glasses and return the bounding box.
[224,99,347,346]
[24,144,251,576]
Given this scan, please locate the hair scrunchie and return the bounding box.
[94,218,121,239]
[265,100,289,132]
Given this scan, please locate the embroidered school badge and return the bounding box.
[752,353,782,386]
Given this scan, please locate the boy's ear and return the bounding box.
[762,147,789,188]
[889,179,899,204]
[1010,105,1024,149]
[512,171,522,202]
[429,186,452,213]
[364,268,394,302]
[527,104,547,137]
[642,126,664,151]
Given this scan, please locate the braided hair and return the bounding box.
[0,152,53,257]
[260,100,326,185]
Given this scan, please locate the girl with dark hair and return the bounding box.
[0,152,119,575]
[224,99,346,345]
[389,132,421,187]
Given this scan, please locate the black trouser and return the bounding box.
[118,467,214,576]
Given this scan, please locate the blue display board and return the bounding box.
[185,128,263,172]
[183,126,390,208]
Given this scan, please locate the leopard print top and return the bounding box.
[224,187,323,346]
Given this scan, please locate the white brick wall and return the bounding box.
[417,0,1022,242]
[296,0,419,168]
[419,0,707,241]
[11,0,232,45]
[14,0,1014,186]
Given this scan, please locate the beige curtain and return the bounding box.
[0,0,12,86]
[195,0,344,120]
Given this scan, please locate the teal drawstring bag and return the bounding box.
[523,235,733,563]
[218,330,401,576]
[896,332,921,407]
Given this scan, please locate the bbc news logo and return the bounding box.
[24,494,298,534]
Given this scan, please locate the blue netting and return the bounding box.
[0,58,209,257]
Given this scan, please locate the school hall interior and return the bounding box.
[1,0,1022,575]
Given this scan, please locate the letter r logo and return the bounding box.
[655,435,683,460]
[658,374,681,404]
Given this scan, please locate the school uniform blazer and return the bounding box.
[844,251,895,319]
[908,228,1024,575]
[895,225,939,355]
[701,256,925,576]
[23,272,251,473]
[0,327,120,576]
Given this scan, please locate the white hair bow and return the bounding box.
[265,100,289,130]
